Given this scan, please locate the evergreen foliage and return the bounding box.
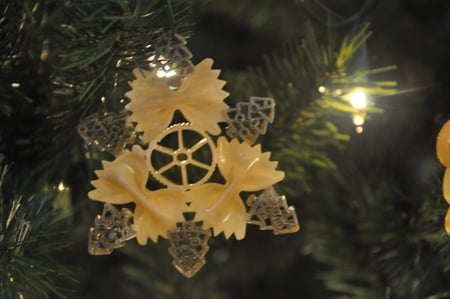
[0,165,75,298]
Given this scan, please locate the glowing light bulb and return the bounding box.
[166,70,177,78]
[318,86,326,94]
[58,182,66,191]
[333,89,342,96]
[352,114,365,126]
[156,68,177,78]
[348,90,367,109]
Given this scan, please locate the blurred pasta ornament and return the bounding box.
[85,56,299,278]
[436,120,450,168]
[436,120,450,236]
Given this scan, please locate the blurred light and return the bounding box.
[355,126,364,134]
[352,114,365,126]
[156,67,177,79]
[11,82,20,88]
[332,89,343,96]
[101,96,106,103]
[318,86,326,93]
[348,90,367,109]
[212,248,230,264]
[41,48,49,61]
[147,54,156,63]
[58,181,66,191]
[148,53,179,79]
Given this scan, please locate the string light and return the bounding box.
[318,86,326,94]
[352,114,365,126]
[155,64,177,79]
[58,182,66,191]
[348,90,367,109]
[148,54,178,79]
[345,89,369,133]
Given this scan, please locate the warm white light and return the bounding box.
[348,90,367,109]
[355,126,364,134]
[11,82,20,88]
[352,114,365,126]
[333,89,342,96]
[156,68,177,78]
[58,181,66,191]
[318,86,326,94]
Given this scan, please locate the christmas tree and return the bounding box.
[1,0,450,298]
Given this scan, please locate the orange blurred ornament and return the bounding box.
[442,168,450,204]
[436,120,450,167]
[436,120,450,236]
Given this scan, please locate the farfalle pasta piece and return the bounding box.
[88,146,186,244]
[134,188,187,244]
[189,137,284,239]
[125,58,229,143]
[216,137,285,191]
[188,183,247,240]
[89,145,149,204]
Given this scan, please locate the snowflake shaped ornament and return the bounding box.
[85,39,299,277]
